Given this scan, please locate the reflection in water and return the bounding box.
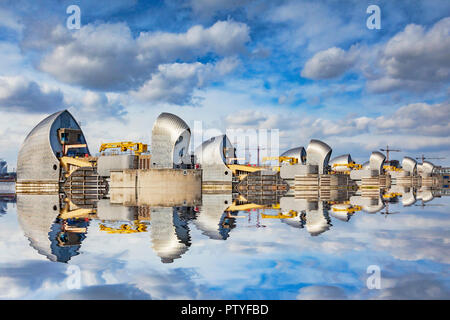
[149,207,191,263]
[0,195,15,217]
[17,194,76,262]
[4,108,450,299]
[194,194,236,240]
[13,183,450,265]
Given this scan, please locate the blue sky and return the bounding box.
[0,0,449,167]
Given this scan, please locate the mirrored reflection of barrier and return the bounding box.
[17,194,87,263]
[149,207,192,263]
[194,194,236,240]
[16,182,449,264]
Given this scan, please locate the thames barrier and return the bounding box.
[10,110,450,263]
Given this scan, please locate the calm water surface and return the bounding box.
[0,194,449,300]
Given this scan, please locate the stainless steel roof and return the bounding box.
[195,134,236,166]
[402,157,417,174]
[16,110,89,182]
[306,139,332,174]
[151,112,191,168]
[281,146,306,164]
[329,154,353,172]
[369,151,386,174]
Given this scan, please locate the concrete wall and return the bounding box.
[109,168,202,206]
[96,199,138,221]
[280,164,318,179]
[201,165,233,182]
[97,154,138,177]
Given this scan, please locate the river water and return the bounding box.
[0,191,449,299]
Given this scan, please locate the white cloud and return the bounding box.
[373,101,450,136]
[380,17,450,82]
[132,57,240,105]
[366,18,450,93]
[137,20,250,58]
[296,285,348,300]
[76,91,127,121]
[371,273,449,299]
[267,1,365,53]
[295,101,449,139]
[301,17,450,93]
[38,20,250,93]
[0,76,65,113]
[301,47,358,80]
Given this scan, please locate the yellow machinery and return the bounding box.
[99,221,148,234]
[261,210,298,219]
[99,142,148,155]
[383,165,402,172]
[59,198,97,220]
[332,163,362,170]
[382,192,402,199]
[227,164,264,181]
[261,156,298,172]
[331,205,362,214]
[262,156,298,165]
[60,156,96,178]
[330,163,362,175]
[225,200,298,219]
[225,201,268,211]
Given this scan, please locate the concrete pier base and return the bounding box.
[109,168,202,206]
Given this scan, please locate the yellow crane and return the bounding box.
[332,163,362,170]
[99,142,148,155]
[262,156,298,165]
[261,156,298,172]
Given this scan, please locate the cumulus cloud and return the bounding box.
[298,101,449,139]
[39,23,142,91]
[380,18,450,82]
[132,57,240,105]
[372,273,450,299]
[137,20,250,58]
[302,17,450,93]
[225,109,299,130]
[301,47,358,80]
[224,100,450,162]
[366,18,450,93]
[373,101,450,136]
[0,76,65,113]
[77,91,127,121]
[37,20,249,93]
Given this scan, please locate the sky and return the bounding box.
[0,0,449,167]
